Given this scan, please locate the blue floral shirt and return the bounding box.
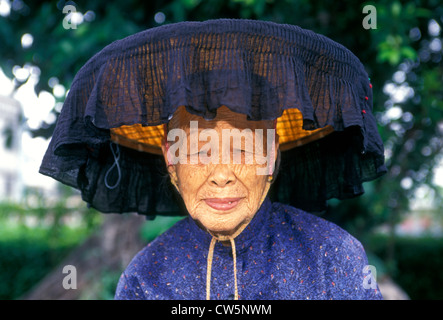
[115,198,382,300]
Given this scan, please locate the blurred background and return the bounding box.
[0,0,442,300]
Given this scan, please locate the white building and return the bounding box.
[0,95,24,201]
[0,94,57,202]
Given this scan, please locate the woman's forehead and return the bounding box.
[169,106,274,131]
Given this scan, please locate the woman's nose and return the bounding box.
[208,164,236,187]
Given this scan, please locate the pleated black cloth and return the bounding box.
[40,19,386,216]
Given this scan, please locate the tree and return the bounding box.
[1,0,442,297]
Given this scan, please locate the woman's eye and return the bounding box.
[199,150,211,155]
[234,148,252,154]
[187,149,211,156]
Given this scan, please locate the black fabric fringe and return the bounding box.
[39,19,386,216]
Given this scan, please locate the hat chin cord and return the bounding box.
[206,234,238,300]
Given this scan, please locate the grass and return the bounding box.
[0,213,183,300]
[367,234,443,299]
[0,219,95,300]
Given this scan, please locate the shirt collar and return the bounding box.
[187,197,272,254]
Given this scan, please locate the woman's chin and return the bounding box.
[198,215,248,237]
[190,201,254,237]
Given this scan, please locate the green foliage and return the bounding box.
[369,235,443,299]
[0,186,102,244]
[140,216,185,243]
[0,222,94,300]
[0,186,101,299]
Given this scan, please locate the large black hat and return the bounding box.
[40,19,386,217]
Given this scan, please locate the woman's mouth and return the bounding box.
[203,197,243,211]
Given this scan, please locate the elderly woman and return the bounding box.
[40,19,386,300]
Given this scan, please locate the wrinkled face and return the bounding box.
[161,106,279,237]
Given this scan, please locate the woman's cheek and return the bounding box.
[176,164,205,208]
[235,164,267,197]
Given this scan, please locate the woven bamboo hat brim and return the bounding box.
[110,108,334,155]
